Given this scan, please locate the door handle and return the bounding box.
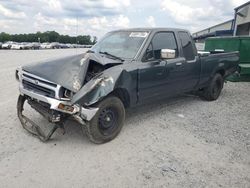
[176,62,182,66]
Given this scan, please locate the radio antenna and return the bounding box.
[75,14,79,54]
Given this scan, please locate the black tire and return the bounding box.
[83,96,125,144]
[200,73,224,101]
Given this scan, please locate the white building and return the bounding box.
[234,1,250,35]
[193,1,250,41]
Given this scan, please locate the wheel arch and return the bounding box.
[210,68,225,82]
[216,69,225,77]
[110,88,130,108]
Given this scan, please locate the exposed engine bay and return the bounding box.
[84,61,105,83]
[84,60,119,84]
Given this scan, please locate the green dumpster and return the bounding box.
[205,36,250,82]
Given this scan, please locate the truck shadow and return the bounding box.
[60,94,201,143]
[125,94,201,125]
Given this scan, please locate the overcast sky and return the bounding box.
[0,0,248,38]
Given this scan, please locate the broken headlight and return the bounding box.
[59,87,74,100]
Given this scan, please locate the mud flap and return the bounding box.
[17,95,64,142]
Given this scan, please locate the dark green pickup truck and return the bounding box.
[16,28,239,143]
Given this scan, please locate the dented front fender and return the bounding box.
[72,68,122,106]
[72,67,134,106]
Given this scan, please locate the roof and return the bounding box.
[193,30,234,40]
[193,19,234,35]
[207,35,250,40]
[235,1,250,10]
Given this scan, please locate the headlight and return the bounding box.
[59,87,74,100]
[64,89,74,98]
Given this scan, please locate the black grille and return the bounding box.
[23,74,57,87]
[22,80,55,98]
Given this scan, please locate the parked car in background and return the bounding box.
[11,42,22,50]
[66,43,74,48]
[10,42,32,50]
[73,44,87,48]
[8,42,40,50]
[40,42,50,49]
[31,42,40,49]
[2,41,14,49]
[0,41,92,50]
[59,43,68,48]
[22,42,33,49]
[83,45,93,48]
[41,42,60,49]
[48,42,60,49]
[72,44,78,48]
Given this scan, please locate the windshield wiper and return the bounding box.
[99,51,124,62]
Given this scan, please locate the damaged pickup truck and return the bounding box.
[16,28,239,144]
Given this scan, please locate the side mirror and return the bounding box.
[161,49,176,59]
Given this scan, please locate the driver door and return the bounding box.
[138,32,181,102]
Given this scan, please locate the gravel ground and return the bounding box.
[0,49,249,188]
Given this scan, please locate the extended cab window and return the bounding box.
[143,32,178,61]
[178,32,195,61]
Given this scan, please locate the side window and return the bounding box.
[143,32,178,61]
[144,43,154,60]
[178,32,195,61]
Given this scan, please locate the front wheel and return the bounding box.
[200,73,224,101]
[83,96,125,144]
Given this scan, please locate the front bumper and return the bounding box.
[19,85,98,121]
[17,69,99,142]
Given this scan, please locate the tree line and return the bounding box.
[0,31,97,45]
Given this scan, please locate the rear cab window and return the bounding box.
[178,32,196,61]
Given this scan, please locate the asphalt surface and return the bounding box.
[0,49,249,187]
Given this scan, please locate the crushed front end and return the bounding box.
[16,68,98,142]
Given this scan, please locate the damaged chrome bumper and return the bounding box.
[19,84,98,121]
[16,69,99,142]
[17,69,98,121]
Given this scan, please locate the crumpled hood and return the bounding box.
[22,53,122,92]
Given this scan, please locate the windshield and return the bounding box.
[91,31,149,59]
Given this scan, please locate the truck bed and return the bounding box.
[198,51,239,87]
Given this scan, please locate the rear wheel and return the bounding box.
[83,96,125,144]
[200,73,224,101]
